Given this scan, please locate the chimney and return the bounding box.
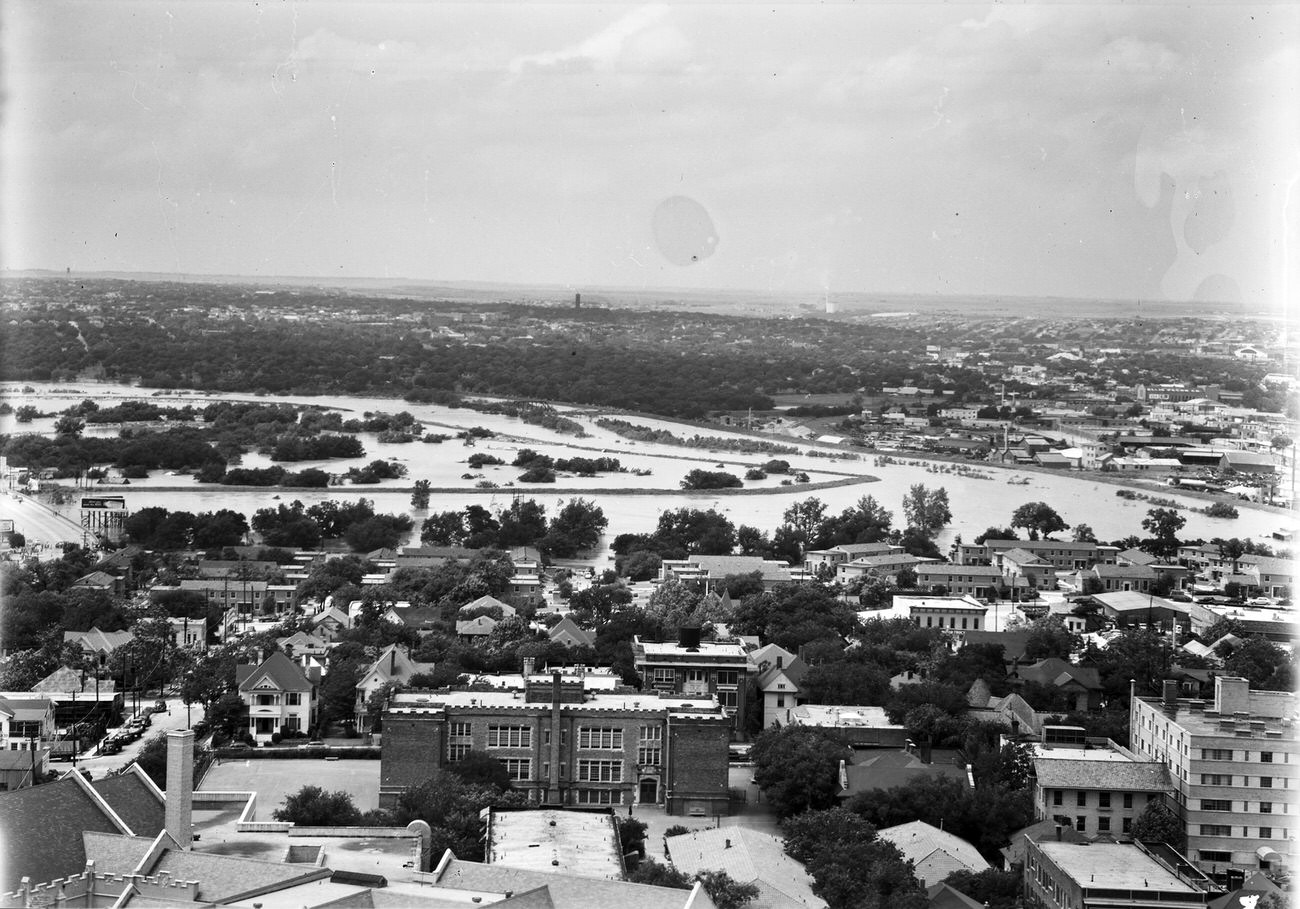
[165,730,194,851]
[523,657,536,679]
[776,655,783,669]
[390,649,396,674]
[551,671,562,710]
[919,740,932,764]
[724,839,731,849]
[1214,676,1250,715]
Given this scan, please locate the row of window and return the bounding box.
[440,756,628,784]
[1199,825,1288,839]
[1202,748,1282,762]
[648,669,740,687]
[1050,790,1137,809]
[915,616,982,630]
[1200,799,1280,813]
[1069,816,1131,834]
[1201,774,1285,788]
[253,692,302,706]
[473,724,660,751]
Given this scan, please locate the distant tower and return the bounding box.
[824,291,836,315]
[574,292,581,310]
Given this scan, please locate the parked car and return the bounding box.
[153,700,168,713]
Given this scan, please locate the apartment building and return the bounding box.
[895,594,988,632]
[914,563,1003,597]
[1130,676,1298,878]
[380,671,731,816]
[1033,756,1172,838]
[1024,840,1220,908]
[955,539,1116,571]
[633,629,751,729]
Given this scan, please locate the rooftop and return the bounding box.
[634,637,749,659]
[1033,758,1172,791]
[486,810,622,879]
[1036,842,1196,893]
[388,689,721,716]
[663,827,826,909]
[789,705,902,731]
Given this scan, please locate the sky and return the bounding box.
[3,1,1298,306]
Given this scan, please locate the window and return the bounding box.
[638,726,662,766]
[1202,748,1233,761]
[1201,799,1232,812]
[502,759,531,781]
[448,722,472,762]
[1260,827,1273,839]
[1260,802,1273,814]
[1261,751,1274,763]
[961,617,968,629]
[1199,850,1232,862]
[1200,825,1232,837]
[1098,792,1110,808]
[1077,791,1087,807]
[256,694,277,706]
[1261,777,1273,788]
[1098,817,1110,832]
[718,689,738,709]
[578,727,623,750]
[576,788,618,805]
[578,759,623,782]
[716,670,739,687]
[286,692,301,706]
[487,725,531,748]
[1053,790,1063,806]
[1201,774,1231,786]
[776,695,786,708]
[1122,818,1132,834]
[651,668,674,686]
[1123,793,1133,809]
[1076,816,1086,831]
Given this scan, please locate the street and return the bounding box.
[0,489,87,555]
[68,696,207,779]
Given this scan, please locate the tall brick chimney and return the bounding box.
[165,730,194,850]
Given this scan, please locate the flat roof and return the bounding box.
[486,809,623,879]
[1135,694,1298,737]
[1036,842,1196,893]
[388,690,722,715]
[634,638,748,658]
[1028,745,1135,763]
[792,704,903,730]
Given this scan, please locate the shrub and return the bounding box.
[271,732,283,745]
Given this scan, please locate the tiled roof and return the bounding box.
[1033,758,1171,792]
[237,650,314,693]
[0,774,131,892]
[81,832,155,873]
[876,821,988,878]
[664,827,825,909]
[435,855,706,909]
[92,770,165,838]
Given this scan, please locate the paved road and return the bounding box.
[66,696,207,779]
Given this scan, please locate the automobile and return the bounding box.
[99,741,122,756]
[153,700,168,713]
[1250,597,1272,606]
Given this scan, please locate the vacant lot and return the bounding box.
[200,758,381,815]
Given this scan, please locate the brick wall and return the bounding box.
[665,716,730,817]
[380,714,443,807]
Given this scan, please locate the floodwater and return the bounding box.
[1,382,1288,556]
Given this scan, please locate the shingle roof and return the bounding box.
[455,616,497,635]
[925,882,984,909]
[961,630,1033,661]
[1116,548,1159,566]
[1094,564,1157,579]
[0,773,132,892]
[82,832,155,874]
[876,821,988,877]
[33,666,94,694]
[236,651,313,693]
[1033,758,1171,792]
[663,827,825,909]
[687,555,792,582]
[435,855,706,909]
[1016,658,1100,690]
[842,751,970,795]
[92,769,166,838]
[459,595,515,616]
[1001,548,1049,565]
[144,848,330,902]
[548,616,596,648]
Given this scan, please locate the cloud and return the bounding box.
[509,4,685,74]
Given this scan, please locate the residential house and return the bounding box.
[749,643,806,729]
[875,821,989,886]
[276,630,330,661]
[309,605,351,642]
[61,628,133,660]
[835,551,920,585]
[659,555,793,593]
[1011,658,1102,712]
[235,651,317,742]
[1130,676,1298,876]
[166,616,205,650]
[664,827,827,909]
[455,614,497,643]
[839,749,973,800]
[548,616,596,649]
[71,571,124,597]
[354,644,436,733]
[0,696,55,749]
[1237,556,1293,598]
[457,594,516,619]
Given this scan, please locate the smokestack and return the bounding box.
[551,671,562,710]
[775,655,783,669]
[165,730,194,850]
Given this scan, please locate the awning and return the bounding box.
[1256,844,1282,863]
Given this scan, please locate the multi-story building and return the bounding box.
[834,551,920,584]
[657,555,792,593]
[895,594,988,633]
[803,542,903,575]
[749,644,806,729]
[380,671,731,816]
[633,629,751,730]
[235,651,318,742]
[1130,676,1299,879]
[1033,756,1172,838]
[1024,839,1220,908]
[914,563,1002,598]
[955,539,1116,571]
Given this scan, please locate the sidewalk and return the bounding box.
[632,766,782,863]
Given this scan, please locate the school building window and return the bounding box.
[487,725,531,748]
[577,760,623,783]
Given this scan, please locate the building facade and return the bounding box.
[1129,676,1298,879]
[380,673,731,816]
[633,630,751,731]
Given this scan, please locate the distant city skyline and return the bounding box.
[4,2,1296,308]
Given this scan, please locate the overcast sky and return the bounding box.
[4,1,1297,306]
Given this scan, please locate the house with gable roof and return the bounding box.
[548,615,597,649]
[353,645,436,733]
[458,594,516,619]
[61,627,134,660]
[236,651,317,742]
[309,605,351,642]
[455,614,498,643]
[749,643,807,729]
[664,826,826,909]
[875,820,989,886]
[1010,658,1102,712]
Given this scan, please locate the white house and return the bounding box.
[235,651,318,742]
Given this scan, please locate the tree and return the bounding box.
[681,469,743,490]
[1010,502,1068,540]
[901,485,951,538]
[751,725,849,818]
[815,495,892,548]
[616,815,648,857]
[448,751,513,790]
[973,526,1018,545]
[540,497,608,557]
[627,859,690,888]
[410,479,432,510]
[1023,616,1081,661]
[1140,508,1186,559]
[695,871,759,909]
[273,785,363,825]
[1217,537,1247,575]
[1223,636,1295,691]
[387,775,529,862]
[942,867,1022,909]
[1072,523,1097,543]
[781,807,925,909]
[1130,800,1186,852]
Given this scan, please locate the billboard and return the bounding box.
[81,497,127,510]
